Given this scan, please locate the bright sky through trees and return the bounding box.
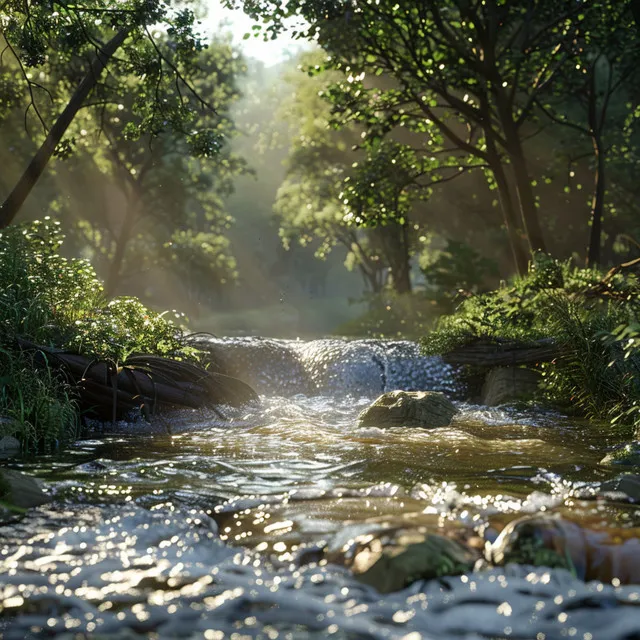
[204,1,307,65]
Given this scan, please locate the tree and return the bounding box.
[65,39,247,299]
[226,0,637,271]
[535,3,640,266]
[275,50,417,294]
[0,0,220,226]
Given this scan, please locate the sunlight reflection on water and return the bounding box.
[3,338,639,637]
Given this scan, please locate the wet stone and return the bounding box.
[486,514,640,584]
[0,435,20,458]
[358,390,458,429]
[352,533,478,594]
[481,366,541,406]
[74,459,109,474]
[600,441,640,467]
[599,474,640,502]
[0,469,50,509]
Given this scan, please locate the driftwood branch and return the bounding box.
[16,338,258,422]
[584,256,640,300]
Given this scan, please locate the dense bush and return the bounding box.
[422,253,640,431]
[0,219,191,452]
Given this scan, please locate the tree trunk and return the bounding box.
[344,233,384,294]
[494,95,547,254]
[508,141,547,253]
[494,165,530,275]
[359,265,384,294]
[585,59,606,269]
[378,222,412,294]
[586,135,606,267]
[485,137,530,275]
[395,221,413,293]
[0,28,130,227]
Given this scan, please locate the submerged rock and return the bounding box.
[353,533,478,594]
[486,514,640,584]
[0,469,50,509]
[600,442,640,467]
[0,435,20,458]
[75,460,109,474]
[481,366,541,406]
[599,474,640,502]
[358,390,458,429]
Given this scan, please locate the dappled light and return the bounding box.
[1,1,640,638]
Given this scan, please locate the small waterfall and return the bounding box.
[192,336,461,397]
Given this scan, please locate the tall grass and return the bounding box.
[0,348,79,453]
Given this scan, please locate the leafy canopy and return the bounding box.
[2,0,222,155]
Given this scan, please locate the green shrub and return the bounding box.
[422,253,640,431]
[0,218,103,345]
[67,298,188,362]
[0,218,194,452]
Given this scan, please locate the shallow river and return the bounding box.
[1,338,639,639]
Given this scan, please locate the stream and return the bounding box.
[1,338,639,639]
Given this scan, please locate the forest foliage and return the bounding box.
[2,1,640,441]
[0,219,191,451]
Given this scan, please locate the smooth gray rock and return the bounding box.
[481,366,541,406]
[0,435,20,457]
[0,469,50,509]
[358,390,457,429]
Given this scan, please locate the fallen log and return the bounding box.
[442,337,559,367]
[16,338,259,421]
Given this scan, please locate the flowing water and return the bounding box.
[1,338,639,639]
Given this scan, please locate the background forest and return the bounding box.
[2,0,640,338]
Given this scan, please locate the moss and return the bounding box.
[600,443,640,467]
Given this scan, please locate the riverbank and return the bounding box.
[422,251,640,437]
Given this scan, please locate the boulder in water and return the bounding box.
[600,442,640,467]
[598,474,640,502]
[0,435,20,458]
[481,366,541,406]
[486,514,640,584]
[0,469,50,509]
[358,390,457,429]
[353,533,477,593]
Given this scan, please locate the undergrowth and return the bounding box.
[0,218,193,453]
[422,252,640,432]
